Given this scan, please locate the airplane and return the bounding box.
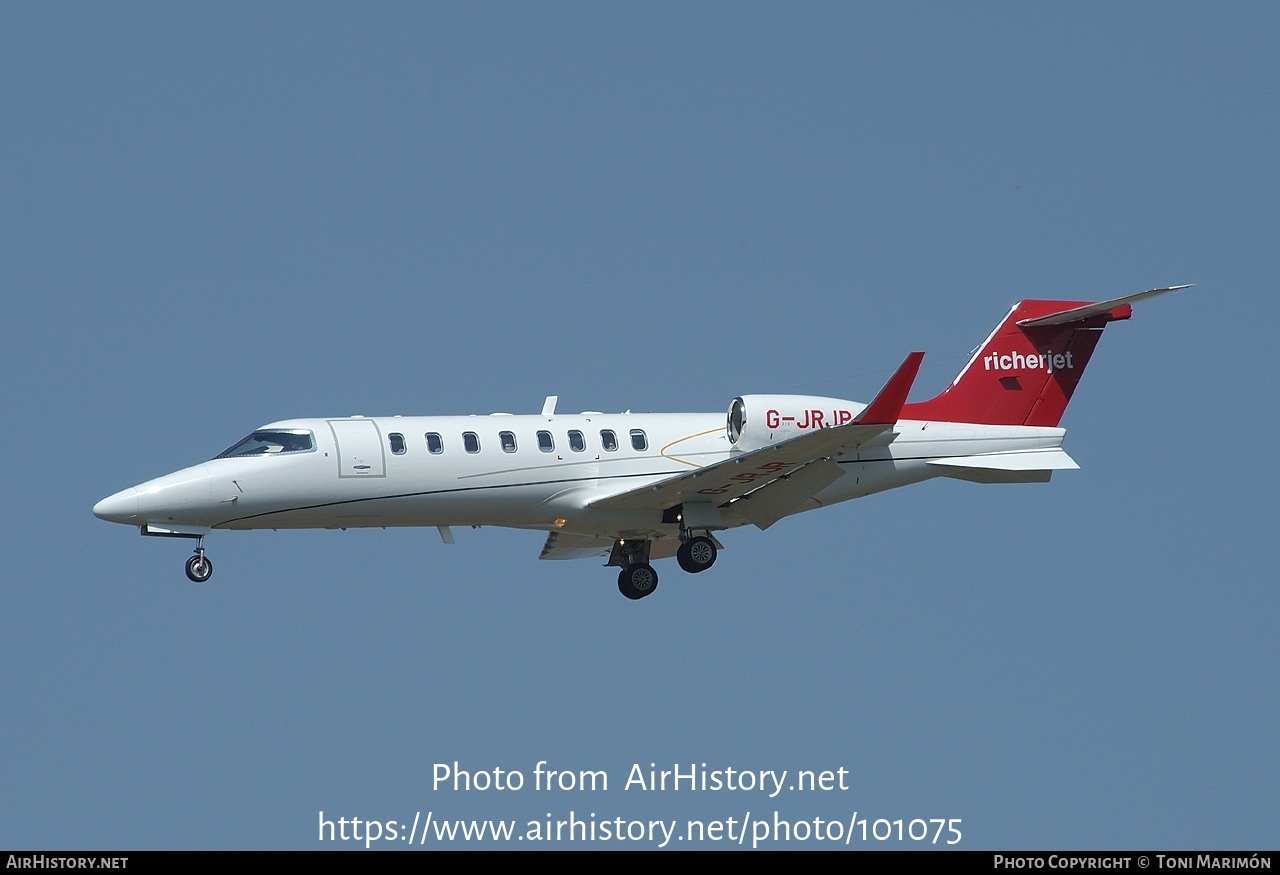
[93,285,1188,599]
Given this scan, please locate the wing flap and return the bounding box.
[589,422,891,513]
[538,531,616,561]
[728,459,844,531]
[537,531,697,562]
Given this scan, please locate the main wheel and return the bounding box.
[676,536,717,574]
[617,563,659,600]
[185,554,213,583]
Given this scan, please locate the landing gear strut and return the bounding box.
[184,539,213,583]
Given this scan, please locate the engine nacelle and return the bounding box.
[726,394,867,452]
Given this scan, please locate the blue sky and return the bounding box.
[2,2,1276,850]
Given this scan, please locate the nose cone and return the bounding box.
[94,464,216,527]
[93,487,140,524]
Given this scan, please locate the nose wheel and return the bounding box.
[184,545,213,583]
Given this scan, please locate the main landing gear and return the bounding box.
[184,539,213,583]
[676,535,717,574]
[618,563,658,600]
[612,538,659,600]
[608,531,720,600]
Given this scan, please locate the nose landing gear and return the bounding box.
[184,540,213,583]
[139,525,215,584]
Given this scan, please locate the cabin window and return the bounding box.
[499,431,517,453]
[568,430,586,452]
[537,430,554,452]
[216,429,314,458]
[630,429,648,451]
[426,432,443,454]
[389,433,406,455]
[600,429,618,451]
[463,432,480,454]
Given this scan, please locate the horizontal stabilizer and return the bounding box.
[1017,285,1192,327]
[927,449,1078,482]
[926,448,1079,471]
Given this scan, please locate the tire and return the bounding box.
[676,536,717,574]
[617,563,659,600]
[185,554,213,583]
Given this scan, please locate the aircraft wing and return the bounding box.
[589,352,924,517]
[538,531,617,560]
[538,531,694,561]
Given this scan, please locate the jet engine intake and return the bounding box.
[726,394,866,452]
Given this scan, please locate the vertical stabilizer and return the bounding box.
[901,286,1188,427]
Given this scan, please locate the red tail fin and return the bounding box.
[901,287,1189,427]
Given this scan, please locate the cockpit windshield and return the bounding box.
[215,429,314,459]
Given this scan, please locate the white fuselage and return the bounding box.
[94,411,1067,542]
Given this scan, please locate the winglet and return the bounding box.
[857,352,924,425]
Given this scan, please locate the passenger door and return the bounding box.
[328,419,386,477]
